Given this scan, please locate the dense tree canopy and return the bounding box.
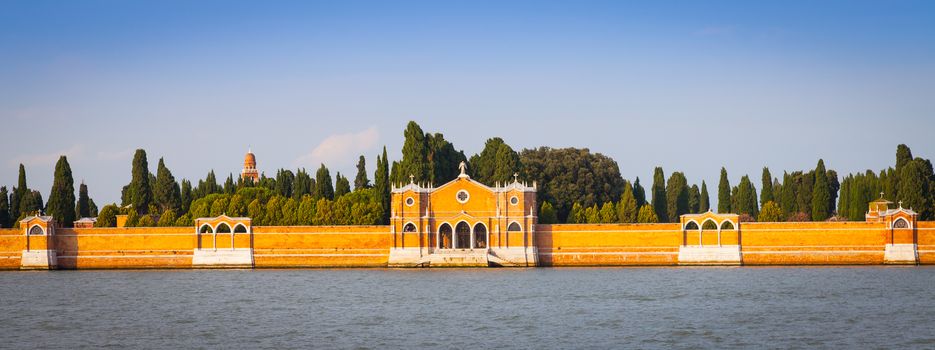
[470,137,522,185]
[520,147,624,222]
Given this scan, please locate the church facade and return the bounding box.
[387,162,539,266]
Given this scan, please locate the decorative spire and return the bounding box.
[458,161,468,178]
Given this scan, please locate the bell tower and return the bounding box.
[241,148,259,184]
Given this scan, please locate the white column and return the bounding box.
[718,228,722,247]
[470,226,476,250]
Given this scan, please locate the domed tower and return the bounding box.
[241,148,259,184]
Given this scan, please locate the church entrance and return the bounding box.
[456,222,471,249]
[439,223,452,249]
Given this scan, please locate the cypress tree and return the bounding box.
[618,182,638,223]
[11,164,28,219]
[539,201,558,224]
[293,169,312,199]
[895,144,913,172]
[315,164,334,200]
[399,121,430,183]
[665,171,689,222]
[699,181,710,212]
[636,204,659,223]
[633,177,646,208]
[354,155,370,190]
[761,167,774,205]
[334,172,350,198]
[47,156,76,226]
[76,182,91,218]
[599,202,617,223]
[154,158,182,213]
[688,184,700,214]
[731,175,759,218]
[898,160,932,219]
[374,147,390,224]
[651,167,668,222]
[180,180,192,214]
[568,202,585,223]
[780,172,796,218]
[0,187,10,228]
[718,167,731,213]
[811,159,832,221]
[128,149,152,214]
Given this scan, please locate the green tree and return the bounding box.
[223,173,236,194]
[293,168,313,199]
[761,167,774,205]
[584,205,601,223]
[758,201,783,222]
[398,121,430,183]
[75,182,92,219]
[47,156,76,226]
[618,182,638,223]
[633,177,646,208]
[811,159,832,221]
[175,213,193,227]
[426,132,466,184]
[296,195,316,225]
[354,155,370,190]
[210,197,230,217]
[280,198,298,226]
[11,164,28,220]
[227,195,246,217]
[154,158,182,213]
[137,214,155,227]
[470,137,522,185]
[898,159,932,219]
[265,196,283,225]
[665,171,689,222]
[126,149,152,214]
[180,180,193,214]
[651,167,668,222]
[568,202,585,223]
[699,181,710,212]
[780,172,796,218]
[157,209,178,227]
[275,169,294,198]
[335,173,351,198]
[688,184,700,214]
[599,202,617,223]
[0,187,10,228]
[374,147,390,224]
[520,147,624,222]
[539,201,558,224]
[315,164,335,200]
[731,175,759,218]
[636,204,659,223]
[896,144,913,172]
[718,167,731,213]
[95,204,119,227]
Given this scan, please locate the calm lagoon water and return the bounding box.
[1,267,933,349]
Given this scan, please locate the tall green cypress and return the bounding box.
[699,181,710,212]
[293,169,312,199]
[374,147,390,224]
[334,172,350,198]
[688,184,700,214]
[665,172,689,222]
[354,155,370,190]
[180,180,192,214]
[398,121,430,183]
[11,164,28,219]
[0,186,10,228]
[154,158,182,213]
[76,182,91,218]
[633,177,646,208]
[896,144,913,172]
[898,160,932,219]
[128,149,152,214]
[811,159,832,221]
[780,172,796,218]
[617,182,638,223]
[651,167,668,222]
[732,175,759,218]
[761,167,774,205]
[718,167,731,213]
[47,156,76,226]
[315,164,335,200]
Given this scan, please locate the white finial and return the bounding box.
[899,201,903,209]
[880,192,885,199]
[409,174,414,184]
[514,173,519,183]
[458,161,467,177]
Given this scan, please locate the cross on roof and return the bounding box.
[409,174,415,184]
[513,173,519,183]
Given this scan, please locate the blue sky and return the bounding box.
[1,1,934,206]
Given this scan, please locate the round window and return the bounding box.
[405,197,415,206]
[510,196,519,205]
[456,190,470,203]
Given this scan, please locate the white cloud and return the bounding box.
[9,144,85,167]
[294,127,380,168]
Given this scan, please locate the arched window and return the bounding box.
[455,222,471,249]
[199,224,213,234]
[893,218,910,229]
[439,223,453,249]
[216,223,232,233]
[684,221,699,231]
[508,222,522,231]
[233,224,248,233]
[702,220,718,230]
[473,223,487,249]
[403,223,417,232]
[28,225,44,236]
[720,221,735,230]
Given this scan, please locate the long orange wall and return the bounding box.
[535,223,682,266]
[252,225,390,268]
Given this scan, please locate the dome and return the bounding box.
[243,150,256,167]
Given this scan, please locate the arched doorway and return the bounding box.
[473,223,487,249]
[456,222,471,249]
[439,223,453,249]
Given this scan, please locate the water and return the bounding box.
[1,267,933,349]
